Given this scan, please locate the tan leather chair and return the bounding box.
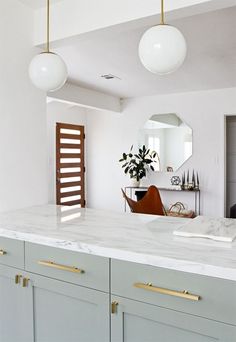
[122,185,166,216]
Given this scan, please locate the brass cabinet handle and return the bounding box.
[22,277,30,288]
[134,283,201,301]
[15,274,22,284]
[38,260,85,274]
[0,249,6,256]
[111,301,119,314]
[15,275,29,287]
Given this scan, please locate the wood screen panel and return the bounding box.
[56,123,85,207]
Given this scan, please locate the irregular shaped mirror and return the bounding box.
[138,114,192,172]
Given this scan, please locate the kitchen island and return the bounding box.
[0,204,235,341]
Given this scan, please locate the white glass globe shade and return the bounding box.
[29,52,68,92]
[139,25,187,75]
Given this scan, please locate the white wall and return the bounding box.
[47,101,87,203]
[86,87,236,217]
[0,1,48,212]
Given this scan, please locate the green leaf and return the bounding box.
[119,144,158,180]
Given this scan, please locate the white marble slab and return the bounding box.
[173,216,236,242]
[0,205,236,281]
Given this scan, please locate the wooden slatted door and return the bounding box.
[56,123,85,207]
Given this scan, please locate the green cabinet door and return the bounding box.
[28,272,110,342]
[0,265,34,342]
[111,295,236,342]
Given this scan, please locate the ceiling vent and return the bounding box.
[101,74,121,80]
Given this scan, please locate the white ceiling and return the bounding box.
[19,0,63,9]
[53,6,236,98]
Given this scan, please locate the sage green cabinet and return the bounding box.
[0,237,24,269]
[111,259,236,325]
[28,272,110,342]
[1,239,236,342]
[0,265,109,342]
[111,295,236,342]
[24,242,110,341]
[25,242,109,292]
[0,265,34,342]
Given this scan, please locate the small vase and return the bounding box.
[131,178,140,187]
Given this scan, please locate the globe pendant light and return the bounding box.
[29,0,68,92]
[139,0,187,75]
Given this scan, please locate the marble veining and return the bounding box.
[0,205,236,281]
[174,216,236,242]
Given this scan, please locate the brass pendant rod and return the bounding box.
[160,0,165,25]
[46,0,50,52]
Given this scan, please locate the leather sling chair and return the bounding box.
[122,185,166,216]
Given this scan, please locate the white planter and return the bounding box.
[131,178,140,187]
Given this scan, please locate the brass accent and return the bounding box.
[134,283,201,301]
[111,301,119,314]
[46,0,50,52]
[15,275,22,285]
[160,0,165,25]
[38,260,85,274]
[0,249,6,256]
[22,278,30,288]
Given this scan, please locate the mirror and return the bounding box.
[138,113,192,172]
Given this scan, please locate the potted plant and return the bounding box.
[119,145,158,187]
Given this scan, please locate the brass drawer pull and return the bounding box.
[111,301,119,314]
[38,260,85,274]
[15,274,22,284]
[134,283,201,301]
[22,277,30,288]
[0,249,6,256]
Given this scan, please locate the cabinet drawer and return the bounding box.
[111,259,236,325]
[0,237,24,269]
[111,295,236,342]
[25,243,109,292]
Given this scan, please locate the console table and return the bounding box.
[124,186,201,215]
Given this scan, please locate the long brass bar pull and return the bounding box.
[38,260,85,274]
[134,283,201,301]
[0,249,6,256]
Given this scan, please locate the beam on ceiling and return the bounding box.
[48,83,121,113]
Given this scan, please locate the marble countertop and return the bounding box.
[0,204,236,281]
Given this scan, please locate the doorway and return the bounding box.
[226,116,236,217]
